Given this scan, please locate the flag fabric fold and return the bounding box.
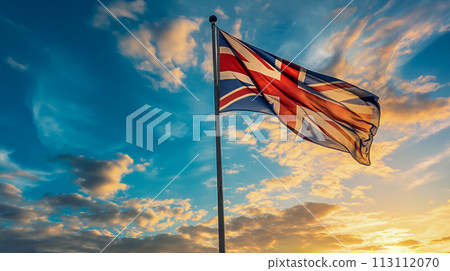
[218,29,380,165]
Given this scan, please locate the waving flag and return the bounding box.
[218,29,380,165]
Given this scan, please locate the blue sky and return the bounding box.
[0,0,449,252]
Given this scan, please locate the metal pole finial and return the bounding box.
[209,15,218,24]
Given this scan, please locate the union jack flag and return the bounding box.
[218,29,380,165]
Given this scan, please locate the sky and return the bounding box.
[0,0,449,252]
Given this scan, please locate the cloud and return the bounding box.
[400,146,450,190]
[0,16,26,30]
[57,154,133,199]
[0,183,22,200]
[438,24,450,32]
[5,57,28,71]
[117,17,202,89]
[214,7,229,20]
[0,173,14,180]
[180,202,353,253]
[394,239,421,248]
[329,6,357,21]
[0,149,43,184]
[0,202,353,252]
[431,236,450,243]
[92,0,146,28]
[156,17,201,67]
[356,244,386,251]
[96,198,206,231]
[178,224,217,242]
[0,225,111,252]
[374,0,393,16]
[31,74,100,150]
[0,224,214,252]
[224,163,243,175]
[232,18,242,39]
[0,171,39,181]
[235,184,255,193]
[203,177,216,188]
[381,95,450,131]
[45,195,208,233]
[350,185,373,203]
[106,233,216,252]
[0,194,449,252]
[43,193,94,209]
[118,25,156,59]
[224,169,238,175]
[0,203,38,223]
[201,42,213,80]
[310,176,349,199]
[0,191,211,252]
[135,161,151,172]
[247,120,401,201]
[398,75,448,94]
[0,149,15,169]
[379,200,450,252]
[7,189,210,246]
[314,4,450,134]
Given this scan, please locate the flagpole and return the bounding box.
[210,15,226,253]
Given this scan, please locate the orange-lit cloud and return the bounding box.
[57,153,133,199]
[315,4,450,134]
[115,16,202,89]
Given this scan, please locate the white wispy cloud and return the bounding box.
[404,147,450,190]
[201,42,213,81]
[0,149,44,185]
[92,0,146,28]
[203,177,216,188]
[214,7,229,20]
[232,18,242,39]
[5,57,28,71]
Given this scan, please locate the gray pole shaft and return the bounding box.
[211,22,226,253]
